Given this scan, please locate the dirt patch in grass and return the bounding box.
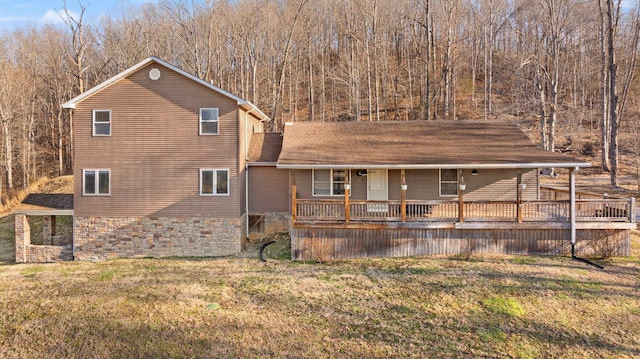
[238,231,292,261]
[0,254,638,358]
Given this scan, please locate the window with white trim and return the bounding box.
[199,108,219,135]
[83,169,111,195]
[439,169,458,196]
[200,169,229,195]
[93,110,111,136]
[313,169,347,196]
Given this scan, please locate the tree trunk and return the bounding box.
[598,1,610,171]
[271,0,308,130]
[1,120,13,191]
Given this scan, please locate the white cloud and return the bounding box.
[39,8,80,25]
[0,16,30,23]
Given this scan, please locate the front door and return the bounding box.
[367,169,388,212]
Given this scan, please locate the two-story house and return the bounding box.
[14,57,633,263]
[61,57,270,260]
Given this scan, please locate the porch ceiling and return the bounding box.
[277,120,590,169]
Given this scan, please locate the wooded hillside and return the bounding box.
[1,0,638,204]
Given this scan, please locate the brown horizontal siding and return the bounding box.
[248,166,290,212]
[463,169,537,201]
[349,170,367,200]
[294,168,538,202]
[74,62,241,217]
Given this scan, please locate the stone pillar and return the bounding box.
[43,215,56,245]
[15,214,30,263]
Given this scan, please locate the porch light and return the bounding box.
[401,184,408,191]
[471,169,478,175]
[344,183,351,191]
[459,176,466,191]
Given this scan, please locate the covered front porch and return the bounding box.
[293,167,635,224]
[277,121,634,260]
[288,168,635,260]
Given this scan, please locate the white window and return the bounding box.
[200,169,229,195]
[200,108,219,135]
[439,169,458,196]
[313,169,347,196]
[93,110,111,136]
[83,169,111,195]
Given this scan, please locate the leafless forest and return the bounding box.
[0,0,638,204]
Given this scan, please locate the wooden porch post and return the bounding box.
[458,175,465,223]
[401,169,406,222]
[517,172,523,223]
[345,171,350,223]
[291,170,297,225]
[570,167,577,247]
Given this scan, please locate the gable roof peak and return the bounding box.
[61,56,270,121]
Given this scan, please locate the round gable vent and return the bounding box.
[149,68,161,80]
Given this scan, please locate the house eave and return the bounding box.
[12,209,74,216]
[276,162,591,170]
[248,162,278,167]
[239,102,271,122]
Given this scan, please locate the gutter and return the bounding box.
[248,162,278,167]
[276,163,591,170]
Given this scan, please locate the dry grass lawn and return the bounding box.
[0,221,639,358]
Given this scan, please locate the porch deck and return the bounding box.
[294,198,636,225]
[290,195,636,260]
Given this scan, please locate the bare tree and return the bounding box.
[271,0,310,130]
[600,0,622,186]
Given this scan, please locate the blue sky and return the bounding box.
[0,0,157,32]
[0,0,636,33]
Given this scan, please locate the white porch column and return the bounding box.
[570,167,578,246]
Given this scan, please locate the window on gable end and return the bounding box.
[200,108,219,135]
[93,110,111,136]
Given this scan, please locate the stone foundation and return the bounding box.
[264,212,290,234]
[248,212,290,240]
[73,215,246,261]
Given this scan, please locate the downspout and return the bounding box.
[569,167,604,269]
[244,105,269,240]
[244,109,253,241]
[70,108,76,261]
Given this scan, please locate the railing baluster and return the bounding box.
[293,198,632,223]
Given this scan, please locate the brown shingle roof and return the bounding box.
[15,194,74,213]
[247,133,283,163]
[277,120,589,169]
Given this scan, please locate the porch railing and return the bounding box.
[293,198,635,223]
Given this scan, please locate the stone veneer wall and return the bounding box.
[73,215,246,261]
[15,214,73,263]
[264,212,291,234]
[15,214,29,263]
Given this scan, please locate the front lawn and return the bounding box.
[0,232,639,358]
